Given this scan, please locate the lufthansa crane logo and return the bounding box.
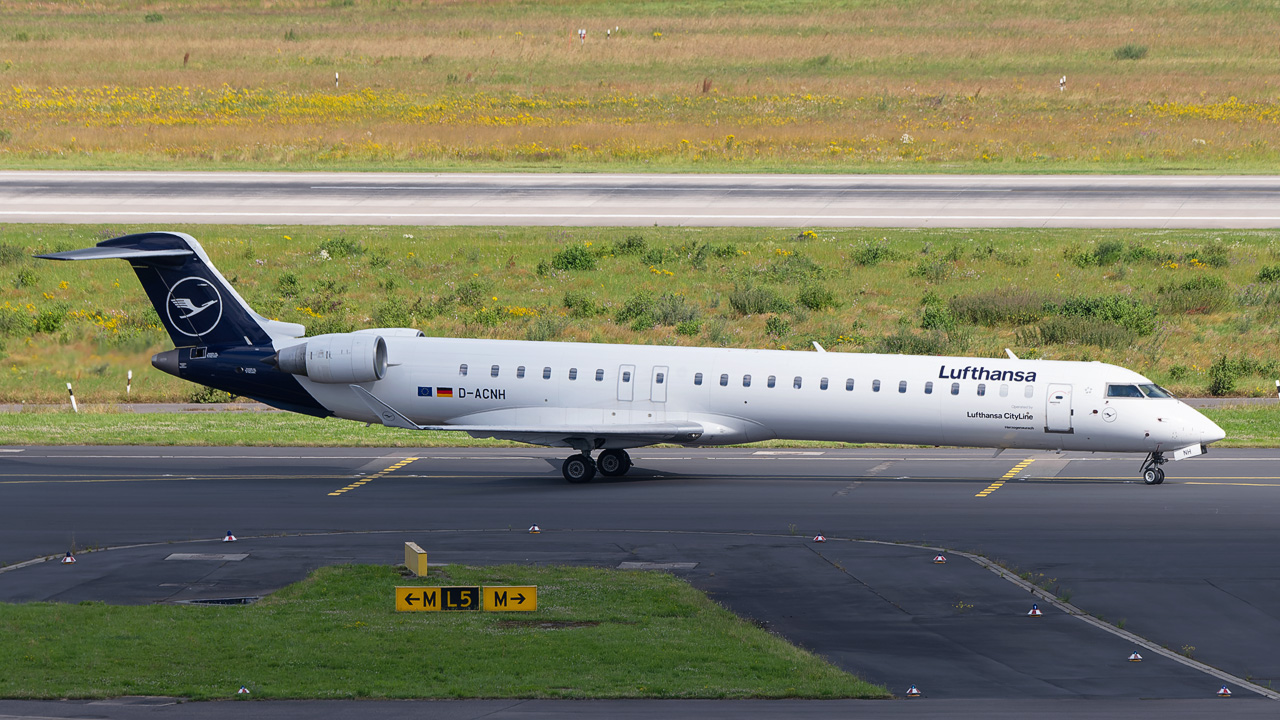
[165,277,223,337]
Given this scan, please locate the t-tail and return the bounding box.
[38,232,333,416]
[39,231,304,348]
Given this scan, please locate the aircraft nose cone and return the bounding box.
[1200,416,1226,444]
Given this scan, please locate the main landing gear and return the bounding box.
[561,449,632,483]
[1140,452,1166,485]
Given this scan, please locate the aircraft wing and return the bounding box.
[349,385,704,444]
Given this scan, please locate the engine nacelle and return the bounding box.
[276,333,387,384]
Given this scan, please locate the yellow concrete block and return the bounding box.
[404,541,428,577]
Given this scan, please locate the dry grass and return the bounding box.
[0,0,1277,171]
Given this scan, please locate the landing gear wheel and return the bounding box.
[597,449,632,477]
[562,454,596,483]
[1143,468,1160,485]
[1154,468,1165,484]
[1140,451,1167,486]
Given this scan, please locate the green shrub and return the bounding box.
[873,328,952,355]
[797,282,838,311]
[1158,274,1230,314]
[640,246,671,265]
[1208,355,1236,396]
[1017,317,1136,349]
[615,292,656,324]
[373,297,431,327]
[920,304,957,332]
[15,267,37,288]
[1192,242,1230,268]
[319,237,364,258]
[1051,295,1157,335]
[525,315,567,341]
[949,290,1047,326]
[850,239,899,266]
[469,307,501,328]
[762,253,825,283]
[562,289,602,318]
[675,319,702,336]
[551,245,597,271]
[765,315,790,338]
[1113,43,1148,60]
[144,12,164,23]
[33,305,66,334]
[189,386,236,403]
[613,235,647,255]
[729,284,790,315]
[0,305,25,335]
[455,277,494,306]
[908,258,952,284]
[652,293,700,326]
[1168,364,1189,381]
[1257,265,1280,283]
[276,272,301,298]
[307,315,355,335]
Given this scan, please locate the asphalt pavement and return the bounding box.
[3,446,1280,717]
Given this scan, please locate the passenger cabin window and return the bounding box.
[793,376,803,390]
[1107,384,1144,398]
[768,376,777,388]
[459,363,468,376]
[543,366,552,380]
[951,382,960,395]
[924,381,933,394]
[624,371,632,383]
[743,374,752,387]
[1140,384,1173,398]
[595,368,604,382]
[1024,384,1034,398]
[720,373,729,387]
[516,366,526,379]
[899,380,907,393]
[692,372,701,386]
[977,383,986,397]
[999,383,1009,397]
[656,372,665,384]
[872,380,881,392]
[846,378,855,391]
[820,377,829,390]
[569,368,578,380]
[491,364,500,378]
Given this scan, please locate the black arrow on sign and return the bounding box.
[406,593,418,606]
[513,593,526,604]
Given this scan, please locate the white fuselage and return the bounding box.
[298,337,1224,453]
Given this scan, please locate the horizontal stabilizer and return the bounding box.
[349,385,704,442]
[38,247,193,262]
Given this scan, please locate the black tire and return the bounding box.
[598,449,631,477]
[562,454,596,483]
[1155,468,1165,484]
[1143,468,1159,485]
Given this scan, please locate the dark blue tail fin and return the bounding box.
[39,231,304,348]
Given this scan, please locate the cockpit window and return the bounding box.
[1106,384,1145,398]
[1139,383,1173,398]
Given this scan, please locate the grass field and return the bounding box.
[2,224,1278,404]
[0,563,885,699]
[0,0,1278,172]
[0,404,1273,447]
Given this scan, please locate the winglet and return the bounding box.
[1005,348,1018,360]
[350,384,424,430]
[813,341,826,353]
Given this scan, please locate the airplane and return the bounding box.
[40,231,1226,485]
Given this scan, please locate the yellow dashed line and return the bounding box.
[329,458,419,497]
[976,458,1036,497]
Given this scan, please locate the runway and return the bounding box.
[3,445,1280,716]
[2,172,1280,228]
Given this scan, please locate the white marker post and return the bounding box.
[127,370,133,395]
[67,382,78,413]
[335,72,339,88]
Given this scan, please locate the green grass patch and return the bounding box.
[0,564,884,700]
[4,224,1280,404]
[0,406,1271,448]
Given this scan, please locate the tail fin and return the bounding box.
[39,231,304,348]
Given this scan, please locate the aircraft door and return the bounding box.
[1045,383,1074,434]
[651,366,669,403]
[618,364,635,401]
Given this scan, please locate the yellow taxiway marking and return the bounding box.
[977,458,1036,497]
[328,458,418,496]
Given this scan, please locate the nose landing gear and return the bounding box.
[1140,452,1166,485]
[561,449,633,483]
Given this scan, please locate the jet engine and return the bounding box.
[275,333,387,383]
